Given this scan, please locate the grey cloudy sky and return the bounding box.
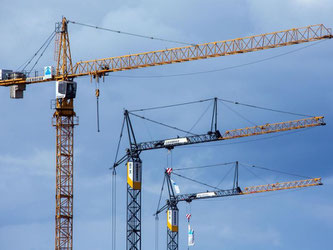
[0,0,333,249]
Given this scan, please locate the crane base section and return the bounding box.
[127,185,141,250]
[167,228,178,250]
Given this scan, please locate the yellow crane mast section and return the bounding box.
[0,24,331,86]
[242,177,322,194]
[221,116,325,140]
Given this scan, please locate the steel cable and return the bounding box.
[28,32,56,75]
[128,112,198,136]
[68,20,197,46]
[17,31,56,72]
[129,98,213,112]
[172,172,222,190]
[218,99,313,117]
[239,162,312,179]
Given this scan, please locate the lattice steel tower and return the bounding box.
[53,17,78,250]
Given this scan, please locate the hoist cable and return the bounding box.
[155,215,159,250]
[68,20,197,46]
[154,175,166,250]
[96,96,100,132]
[111,167,117,250]
[96,90,100,132]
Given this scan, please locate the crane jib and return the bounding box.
[134,116,325,152]
[0,24,332,87]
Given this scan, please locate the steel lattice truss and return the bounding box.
[1,24,331,86]
[54,19,74,77]
[222,116,325,139]
[176,188,241,202]
[127,187,141,250]
[71,24,332,77]
[167,229,178,250]
[54,116,75,250]
[242,178,322,194]
[174,178,322,203]
[135,116,325,152]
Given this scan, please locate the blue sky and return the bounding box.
[0,0,333,249]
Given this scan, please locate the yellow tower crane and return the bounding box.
[0,17,331,250]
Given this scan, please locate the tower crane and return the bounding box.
[114,103,325,250]
[0,17,331,250]
[154,164,322,250]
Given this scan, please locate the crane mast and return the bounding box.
[156,167,322,250]
[124,111,143,250]
[0,17,331,250]
[53,17,78,250]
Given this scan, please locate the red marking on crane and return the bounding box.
[166,168,173,175]
[186,214,191,221]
